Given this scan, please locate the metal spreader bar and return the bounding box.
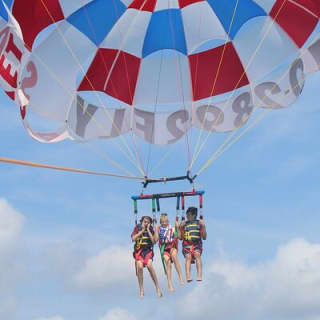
[131,190,205,201]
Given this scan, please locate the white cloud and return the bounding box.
[98,308,137,320]
[46,237,164,294]
[178,238,320,320]
[0,198,25,253]
[34,309,137,320]
[0,199,25,293]
[0,297,17,320]
[73,245,135,290]
[35,317,64,320]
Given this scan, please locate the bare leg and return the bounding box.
[136,261,144,298]
[164,255,174,291]
[194,251,202,281]
[170,248,184,285]
[185,253,192,282]
[147,260,163,297]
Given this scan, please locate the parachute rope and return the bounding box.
[0,156,145,180]
[189,0,289,171]
[79,142,140,178]
[100,0,153,176]
[168,5,192,170]
[38,0,148,177]
[3,0,316,183]
[190,0,240,170]
[149,145,174,175]
[19,46,139,177]
[28,46,144,176]
[105,0,149,176]
[195,58,307,177]
[146,50,164,176]
[195,110,268,176]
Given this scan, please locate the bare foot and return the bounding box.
[157,288,163,297]
[139,290,144,299]
[168,284,174,292]
[179,278,185,285]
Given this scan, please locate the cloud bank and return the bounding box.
[178,238,320,320]
[0,198,25,253]
[0,198,25,319]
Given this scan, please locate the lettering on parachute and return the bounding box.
[0,26,37,104]
[0,27,23,97]
[70,52,306,145]
[0,23,318,145]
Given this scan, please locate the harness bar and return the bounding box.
[131,190,205,201]
[142,171,196,188]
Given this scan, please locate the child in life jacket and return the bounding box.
[156,213,184,291]
[179,206,207,282]
[131,215,162,298]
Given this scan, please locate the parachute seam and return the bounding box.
[150,0,206,175]
[167,0,191,172]
[146,50,164,176]
[288,0,318,19]
[88,0,148,175]
[81,2,146,175]
[39,0,141,172]
[108,0,150,176]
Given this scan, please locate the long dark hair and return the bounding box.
[140,216,152,224]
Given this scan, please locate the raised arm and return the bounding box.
[153,223,159,243]
[131,226,143,242]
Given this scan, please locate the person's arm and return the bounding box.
[200,219,207,240]
[147,223,156,244]
[153,223,159,243]
[178,221,185,240]
[131,226,144,242]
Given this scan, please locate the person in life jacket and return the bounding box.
[156,213,184,291]
[179,207,207,282]
[131,215,162,298]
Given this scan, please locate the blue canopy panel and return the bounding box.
[67,0,126,46]
[142,9,187,58]
[0,0,14,22]
[206,0,267,39]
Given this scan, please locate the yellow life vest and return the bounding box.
[135,224,153,250]
[184,220,201,243]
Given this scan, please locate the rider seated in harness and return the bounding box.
[131,215,162,298]
[156,213,184,291]
[179,206,207,282]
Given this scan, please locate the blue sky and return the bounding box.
[1,68,320,320]
[1,27,320,320]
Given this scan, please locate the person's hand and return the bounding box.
[199,219,205,227]
[180,221,186,228]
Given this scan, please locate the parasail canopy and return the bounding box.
[0,0,319,181]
